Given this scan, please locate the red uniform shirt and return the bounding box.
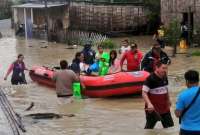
[120,50,143,71]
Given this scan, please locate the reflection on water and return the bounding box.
[0,20,200,135]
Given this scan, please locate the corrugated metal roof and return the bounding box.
[12,3,67,8]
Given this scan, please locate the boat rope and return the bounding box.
[0,87,26,135]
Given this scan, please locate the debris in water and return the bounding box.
[25,113,75,119]
[25,102,34,111]
[40,45,48,48]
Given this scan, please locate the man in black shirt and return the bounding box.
[141,43,171,73]
[142,61,174,129]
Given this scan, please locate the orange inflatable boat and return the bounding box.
[29,66,150,97]
[80,71,150,97]
[29,66,55,87]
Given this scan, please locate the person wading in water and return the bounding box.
[4,54,28,85]
[142,61,174,129]
[53,60,79,97]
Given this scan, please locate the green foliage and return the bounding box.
[191,51,200,56]
[12,0,26,5]
[144,0,160,12]
[99,39,116,49]
[165,19,182,46]
[66,37,85,46]
[0,1,12,19]
[0,9,11,19]
[144,0,161,34]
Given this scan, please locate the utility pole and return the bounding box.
[44,0,48,42]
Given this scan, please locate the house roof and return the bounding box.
[12,3,67,9]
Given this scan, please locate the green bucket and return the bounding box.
[72,82,82,99]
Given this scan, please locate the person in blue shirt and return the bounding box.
[175,70,200,135]
[81,42,96,65]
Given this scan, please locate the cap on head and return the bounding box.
[84,42,92,50]
[86,40,92,45]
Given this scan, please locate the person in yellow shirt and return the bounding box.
[153,23,165,48]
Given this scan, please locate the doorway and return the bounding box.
[182,12,193,30]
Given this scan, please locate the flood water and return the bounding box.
[0,19,200,135]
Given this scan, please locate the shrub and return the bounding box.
[144,0,161,34]
[191,51,200,56]
[165,19,182,47]
[98,39,116,49]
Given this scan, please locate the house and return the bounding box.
[12,0,147,42]
[161,0,200,30]
[12,2,69,42]
[161,0,200,45]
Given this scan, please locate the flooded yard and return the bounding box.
[0,19,200,135]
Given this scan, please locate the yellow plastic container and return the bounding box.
[179,39,188,49]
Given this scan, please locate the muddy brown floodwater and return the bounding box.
[0,19,200,135]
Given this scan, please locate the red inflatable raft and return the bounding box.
[80,71,149,97]
[29,66,55,88]
[29,66,150,97]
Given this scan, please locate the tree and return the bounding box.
[144,0,161,34]
[12,0,26,4]
[165,19,181,56]
[0,0,13,19]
